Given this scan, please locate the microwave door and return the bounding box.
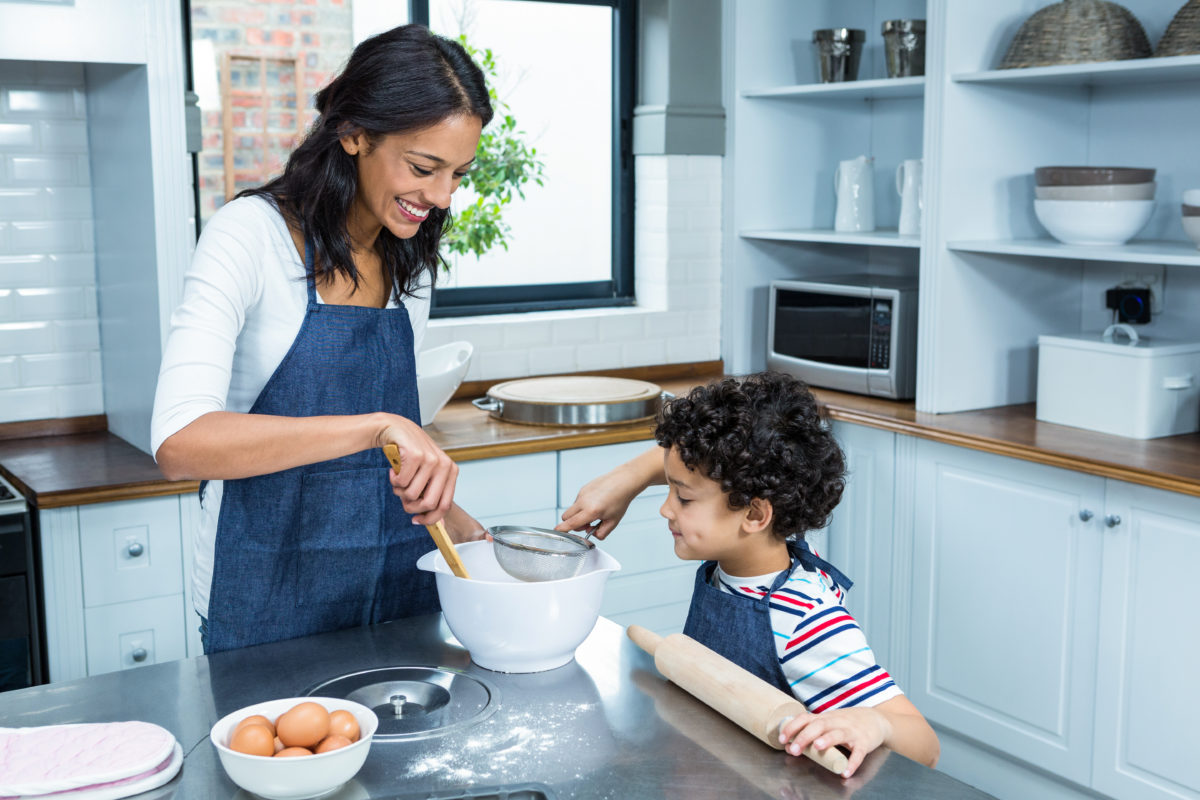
[769,289,873,394]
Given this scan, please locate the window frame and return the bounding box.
[411,0,636,318]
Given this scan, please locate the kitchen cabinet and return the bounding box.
[908,438,1200,800]
[722,1,1200,415]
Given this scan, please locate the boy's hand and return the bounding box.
[779,707,890,779]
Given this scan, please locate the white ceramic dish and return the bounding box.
[415,341,473,425]
[417,539,621,673]
[1033,199,1153,246]
[210,697,377,800]
[1183,216,1200,250]
[1034,181,1155,201]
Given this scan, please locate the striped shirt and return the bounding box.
[713,561,901,712]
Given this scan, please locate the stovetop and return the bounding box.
[0,472,27,515]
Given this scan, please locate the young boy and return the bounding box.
[558,372,939,778]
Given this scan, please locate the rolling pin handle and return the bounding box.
[627,624,664,655]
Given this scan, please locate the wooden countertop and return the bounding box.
[3,365,1200,508]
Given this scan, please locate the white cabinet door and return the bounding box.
[911,440,1105,785]
[456,453,557,528]
[826,421,896,666]
[83,594,187,676]
[78,497,182,607]
[1092,481,1200,800]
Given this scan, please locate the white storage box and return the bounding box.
[1036,325,1200,439]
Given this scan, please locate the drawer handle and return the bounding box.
[131,647,148,663]
[126,542,145,558]
[1105,514,1122,528]
[1078,509,1094,522]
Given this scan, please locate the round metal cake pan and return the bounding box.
[471,376,668,427]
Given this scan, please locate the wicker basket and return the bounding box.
[1157,0,1200,57]
[999,0,1152,69]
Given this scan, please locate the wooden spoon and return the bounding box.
[382,444,471,579]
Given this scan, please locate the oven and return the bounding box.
[0,473,43,691]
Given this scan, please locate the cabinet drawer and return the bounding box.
[600,564,694,617]
[558,441,663,508]
[455,453,557,517]
[83,594,187,675]
[583,496,674,575]
[78,497,182,607]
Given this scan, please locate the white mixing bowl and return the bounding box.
[1033,199,1153,246]
[417,539,621,673]
[415,341,473,425]
[210,697,377,800]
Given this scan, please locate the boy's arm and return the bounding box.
[555,445,666,539]
[779,695,939,778]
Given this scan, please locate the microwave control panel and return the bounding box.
[869,299,892,369]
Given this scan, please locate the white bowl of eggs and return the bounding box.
[210,697,376,800]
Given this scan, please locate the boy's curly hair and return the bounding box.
[654,372,846,539]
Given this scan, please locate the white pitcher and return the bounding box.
[896,158,923,236]
[834,155,875,232]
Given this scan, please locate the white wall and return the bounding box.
[422,154,723,381]
[0,60,103,423]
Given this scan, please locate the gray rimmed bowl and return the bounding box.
[1034,166,1156,187]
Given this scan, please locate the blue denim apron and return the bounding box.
[682,539,852,694]
[203,241,436,653]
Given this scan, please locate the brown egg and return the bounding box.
[274,746,312,758]
[229,723,275,757]
[273,736,284,754]
[234,714,275,737]
[315,734,352,754]
[275,702,331,748]
[327,709,360,743]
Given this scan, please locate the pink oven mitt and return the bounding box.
[0,722,181,800]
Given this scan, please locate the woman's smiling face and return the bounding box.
[340,114,482,242]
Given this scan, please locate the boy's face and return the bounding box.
[660,446,752,564]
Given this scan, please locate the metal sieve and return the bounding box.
[489,525,596,582]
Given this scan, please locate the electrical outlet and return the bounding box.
[1117,265,1165,313]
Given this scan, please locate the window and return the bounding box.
[413,0,635,317]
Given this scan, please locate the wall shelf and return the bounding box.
[947,238,1200,267]
[742,76,924,100]
[952,54,1200,88]
[742,228,921,248]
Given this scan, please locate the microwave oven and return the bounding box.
[767,274,918,399]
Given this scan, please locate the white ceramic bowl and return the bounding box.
[1182,188,1200,206]
[1033,199,1153,246]
[1183,216,1200,250]
[1034,181,1155,201]
[210,697,377,800]
[417,539,621,673]
[415,341,473,425]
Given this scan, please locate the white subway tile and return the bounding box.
[0,289,11,318]
[635,156,668,181]
[0,223,9,254]
[575,342,623,370]
[55,382,104,418]
[635,255,668,284]
[666,179,715,208]
[89,350,102,382]
[82,285,97,318]
[38,120,88,152]
[688,310,722,337]
[634,204,667,234]
[687,258,722,283]
[5,87,76,117]
[8,154,76,185]
[416,324,452,351]
[687,205,722,231]
[456,322,505,353]
[644,311,688,339]
[634,281,668,310]
[621,338,667,367]
[478,348,529,381]
[0,256,46,288]
[76,154,90,185]
[551,318,599,346]
[687,156,722,181]
[596,313,644,342]
[0,357,17,389]
[0,386,58,423]
[0,189,42,220]
[528,345,576,375]
[52,319,100,351]
[0,122,36,149]
[47,253,96,286]
[19,352,92,386]
[668,232,721,260]
[635,178,668,205]
[14,287,86,320]
[503,321,553,349]
[10,220,82,253]
[667,336,719,363]
[634,231,667,260]
[44,186,93,218]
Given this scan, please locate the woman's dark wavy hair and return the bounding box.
[239,24,493,301]
[655,372,846,540]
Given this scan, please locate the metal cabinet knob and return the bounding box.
[126,542,144,558]
[1105,514,1122,528]
[1078,509,1094,522]
[131,647,148,663]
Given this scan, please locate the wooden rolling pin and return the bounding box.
[382,444,471,579]
[628,624,849,776]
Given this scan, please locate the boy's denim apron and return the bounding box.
[682,539,852,695]
[204,241,436,653]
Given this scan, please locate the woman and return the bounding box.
[151,25,491,653]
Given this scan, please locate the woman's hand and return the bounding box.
[555,446,667,540]
[779,707,888,779]
[379,416,457,525]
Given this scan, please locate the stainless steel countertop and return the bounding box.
[0,615,995,799]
